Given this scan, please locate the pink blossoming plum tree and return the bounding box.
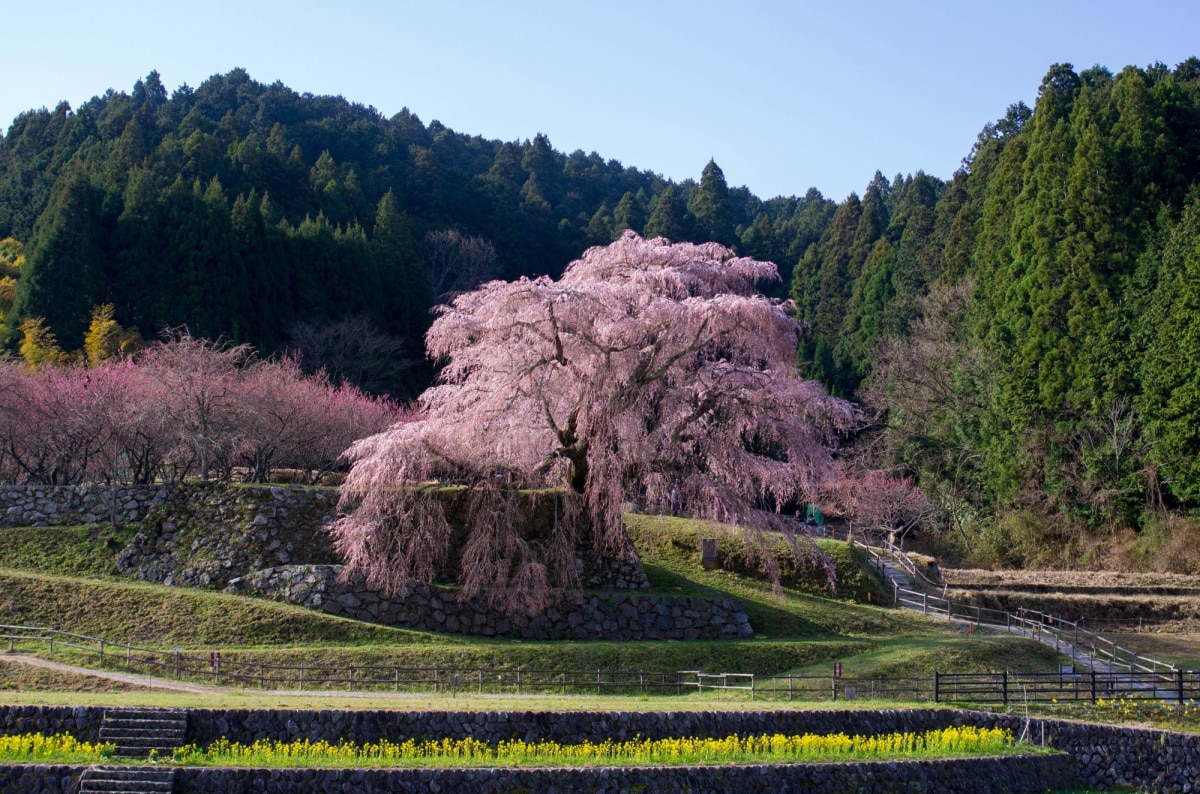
[331,231,856,615]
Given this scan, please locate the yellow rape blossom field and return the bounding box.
[0,726,1023,768]
[165,726,1019,768]
[0,732,115,763]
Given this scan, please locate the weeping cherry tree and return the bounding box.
[331,231,855,615]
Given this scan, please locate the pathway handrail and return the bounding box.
[837,533,1178,676]
[886,584,1176,676]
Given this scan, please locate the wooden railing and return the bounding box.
[6,622,1195,704]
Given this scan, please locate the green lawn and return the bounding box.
[0,524,136,578]
[0,514,1068,700]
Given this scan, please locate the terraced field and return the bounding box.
[0,515,1064,702]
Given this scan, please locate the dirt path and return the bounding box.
[2,652,450,699]
[3,653,219,694]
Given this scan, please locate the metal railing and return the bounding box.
[886,580,1177,676]
[831,532,1179,677]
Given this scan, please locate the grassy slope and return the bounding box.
[0,567,449,648]
[0,525,136,578]
[0,514,1063,689]
[625,515,1060,675]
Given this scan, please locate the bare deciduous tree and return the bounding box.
[287,315,415,396]
[423,229,498,300]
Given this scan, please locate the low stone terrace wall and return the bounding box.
[0,485,170,527]
[226,565,751,640]
[3,706,1199,791]
[174,755,1070,793]
[0,482,651,594]
[0,756,1072,794]
[0,765,78,793]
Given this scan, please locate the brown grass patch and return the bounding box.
[0,657,150,693]
[941,569,1200,591]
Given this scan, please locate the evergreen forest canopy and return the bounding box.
[4,61,1200,559]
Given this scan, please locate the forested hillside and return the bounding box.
[0,68,833,392]
[799,60,1200,562]
[5,61,1200,562]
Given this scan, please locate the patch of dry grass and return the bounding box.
[0,658,150,693]
[942,569,1200,591]
[1104,632,1200,671]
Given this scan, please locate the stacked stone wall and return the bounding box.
[225,564,750,640]
[115,483,341,588]
[9,705,1200,791]
[0,484,649,594]
[979,711,1200,793]
[0,765,80,793]
[170,755,1070,793]
[0,485,170,527]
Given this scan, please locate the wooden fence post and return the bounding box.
[933,671,940,704]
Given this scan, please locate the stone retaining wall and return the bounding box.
[172,755,1071,793]
[980,711,1200,793]
[181,706,965,746]
[6,705,1200,791]
[116,483,342,588]
[0,484,649,594]
[0,755,1073,794]
[0,705,103,742]
[225,564,751,640]
[0,485,170,527]
[108,482,649,592]
[0,765,80,793]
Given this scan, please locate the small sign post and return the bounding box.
[834,662,842,678]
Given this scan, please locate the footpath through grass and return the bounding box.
[0,688,930,711]
[0,515,1069,699]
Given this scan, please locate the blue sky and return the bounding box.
[6,1,1198,201]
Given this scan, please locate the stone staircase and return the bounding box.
[78,766,175,794]
[98,707,188,758]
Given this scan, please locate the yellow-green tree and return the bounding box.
[0,238,23,326]
[18,317,68,368]
[83,304,142,366]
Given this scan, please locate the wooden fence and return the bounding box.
[4,623,1198,704]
